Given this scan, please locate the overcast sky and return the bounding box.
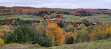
[0,0,111,9]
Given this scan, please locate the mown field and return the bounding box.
[31,39,111,49]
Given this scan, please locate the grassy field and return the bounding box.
[63,14,111,24]
[0,14,43,21]
[0,14,111,24]
[31,39,111,49]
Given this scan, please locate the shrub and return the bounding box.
[34,34,53,47]
[50,13,56,18]
[0,25,13,39]
[4,25,36,44]
[73,28,90,43]
[0,37,4,46]
[33,43,41,47]
[57,20,65,28]
[33,22,53,47]
[65,37,74,44]
[65,25,74,32]
[3,18,10,20]
[105,25,111,38]
[36,22,46,36]
[4,43,23,47]
[73,21,77,26]
[91,24,107,41]
[64,32,73,41]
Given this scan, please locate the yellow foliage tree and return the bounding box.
[36,22,45,36]
[51,13,56,18]
[0,37,4,46]
[46,23,64,46]
[0,25,13,38]
[73,28,89,43]
[91,24,107,41]
[105,25,111,38]
[65,25,74,32]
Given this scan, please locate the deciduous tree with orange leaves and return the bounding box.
[43,15,50,20]
[73,21,77,26]
[46,23,64,46]
[59,14,63,19]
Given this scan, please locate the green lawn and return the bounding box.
[62,15,84,22]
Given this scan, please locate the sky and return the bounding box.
[0,0,111,9]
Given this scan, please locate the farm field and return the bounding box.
[0,14,43,21]
[63,14,111,24]
[1,14,111,24]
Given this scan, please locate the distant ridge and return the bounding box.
[0,6,110,10]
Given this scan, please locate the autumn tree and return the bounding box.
[64,32,72,41]
[48,20,52,23]
[64,32,74,44]
[46,23,64,46]
[36,22,45,36]
[73,21,77,26]
[105,25,111,38]
[50,13,56,18]
[65,25,74,32]
[91,23,107,41]
[59,14,63,19]
[76,9,92,16]
[82,19,89,26]
[73,28,90,43]
[43,15,50,20]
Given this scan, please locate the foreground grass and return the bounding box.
[0,39,111,49]
[31,39,111,49]
[33,42,111,49]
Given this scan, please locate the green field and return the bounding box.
[0,14,111,24]
[63,14,111,24]
[0,14,43,21]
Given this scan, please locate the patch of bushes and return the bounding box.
[33,43,41,47]
[57,21,65,28]
[4,43,23,47]
[34,33,53,47]
[0,38,4,46]
[65,37,74,44]
[4,25,36,44]
[65,25,74,32]
[4,25,53,47]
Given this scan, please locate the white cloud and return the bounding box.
[0,0,111,9]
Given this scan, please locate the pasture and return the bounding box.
[63,14,111,24]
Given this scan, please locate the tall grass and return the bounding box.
[31,39,111,49]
